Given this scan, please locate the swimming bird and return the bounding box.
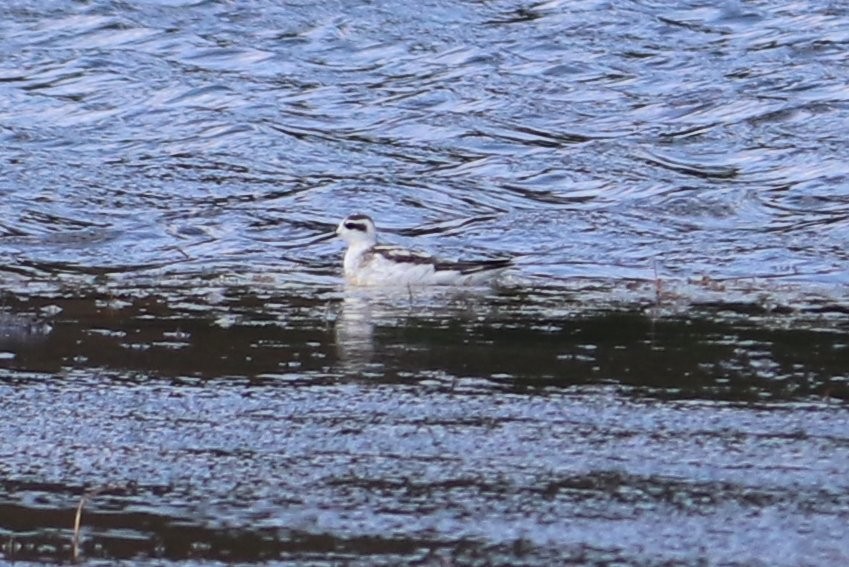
[333,214,511,286]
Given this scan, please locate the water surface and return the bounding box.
[1,0,848,565]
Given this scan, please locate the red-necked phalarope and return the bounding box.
[332,214,511,286]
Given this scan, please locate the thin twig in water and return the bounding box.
[323,299,337,330]
[72,492,87,561]
[72,486,106,561]
[653,259,662,305]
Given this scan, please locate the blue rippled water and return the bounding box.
[2,2,849,566]
[1,0,848,289]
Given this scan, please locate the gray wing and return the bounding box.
[434,257,512,274]
[371,245,512,274]
[370,245,436,265]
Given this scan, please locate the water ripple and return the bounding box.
[3,4,849,565]
[0,1,847,285]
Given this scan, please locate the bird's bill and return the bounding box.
[306,231,338,245]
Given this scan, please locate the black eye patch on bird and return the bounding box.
[344,221,367,231]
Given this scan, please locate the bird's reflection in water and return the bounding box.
[333,290,378,373]
[333,286,492,374]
